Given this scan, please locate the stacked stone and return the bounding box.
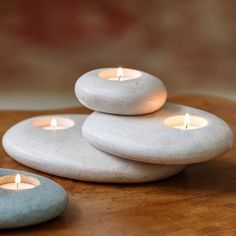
[2,67,233,184]
[75,68,233,182]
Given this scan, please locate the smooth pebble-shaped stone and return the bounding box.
[82,103,234,165]
[75,68,167,115]
[0,169,68,229]
[2,115,185,183]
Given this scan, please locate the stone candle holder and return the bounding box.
[0,168,68,229]
[75,68,167,115]
[2,115,185,183]
[82,103,234,165]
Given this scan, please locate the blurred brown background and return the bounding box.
[0,0,235,109]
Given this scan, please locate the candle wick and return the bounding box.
[16,182,19,190]
[185,123,188,130]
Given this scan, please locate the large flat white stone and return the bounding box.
[2,115,185,183]
[75,68,167,115]
[83,103,234,165]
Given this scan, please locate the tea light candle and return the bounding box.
[164,113,208,130]
[32,117,75,130]
[0,173,39,191]
[105,67,135,81]
[42,118,67,130]
[99,67,142,81]
[173,113,200,130]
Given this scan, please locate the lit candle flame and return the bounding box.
[15,174,21,190]
[117,67,123,81]
[184,113,190,130]
[51,118,58,129]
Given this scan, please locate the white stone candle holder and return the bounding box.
[0,168,68,229]
[82,103,234,165]
[2,115,185,184]
[75,68,167,115]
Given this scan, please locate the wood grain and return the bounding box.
[0,95,235,236]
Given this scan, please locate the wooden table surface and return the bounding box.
[1,95,236,236]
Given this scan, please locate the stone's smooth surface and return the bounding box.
[83,103,234,165]
[75,68,167,115]
[2,115,185,183]
[0,169,68,229]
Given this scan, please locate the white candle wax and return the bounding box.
[42,126,68,130]
[107,77,133,81]
[172,125,200,130]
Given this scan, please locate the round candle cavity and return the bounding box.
[99,68,141,81]
[0,174,40,191]
[32,116,75,130]
[164,115,208,130]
